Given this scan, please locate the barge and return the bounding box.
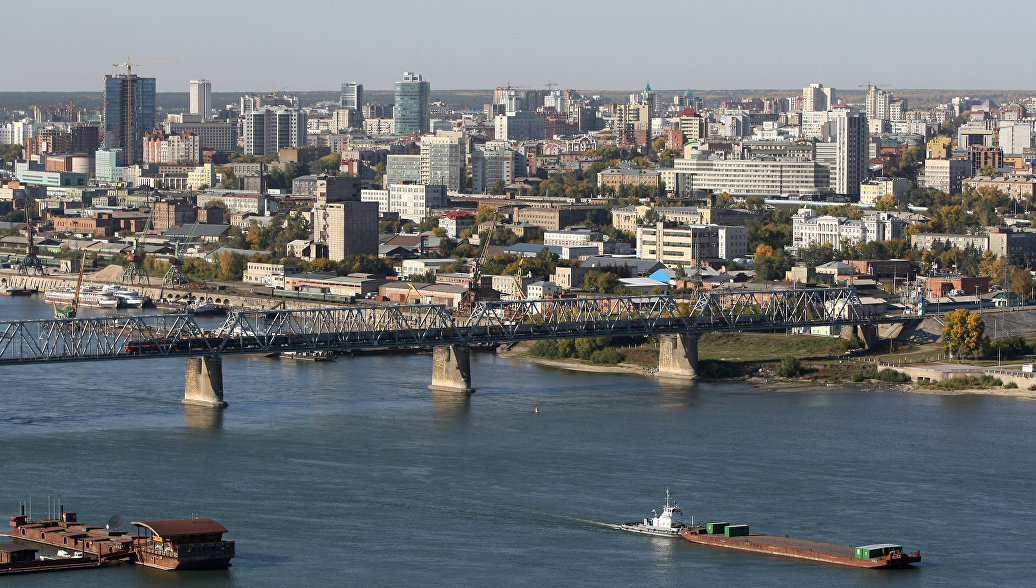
[0,544,107,575]
[680,523,921,568]
[7,507,234,571]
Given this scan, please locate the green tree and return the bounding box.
[799,243,834,268]
[754,244,792,281]
[310,153,344,176]
[583,269,620,293]
[943,308,985,360]
[489,179,506,195]
[475,204,497,224]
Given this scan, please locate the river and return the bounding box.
[1,295,1034,586]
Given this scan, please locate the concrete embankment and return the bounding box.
[0,270,336,311]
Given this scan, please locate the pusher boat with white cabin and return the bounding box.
[619,489,690,537]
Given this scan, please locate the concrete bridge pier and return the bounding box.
[183,356,228,408]
[857,324,879,350]
[658,334,698,379]
[429,345,474,394]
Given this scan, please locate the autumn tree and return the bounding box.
[1011,267,1034,301]
[943,308,985,360]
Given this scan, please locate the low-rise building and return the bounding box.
[243,262,303,288]
[962,175,1036,202]
[439,211,476,238]
[792,208,906,250]
[859,177,908,206]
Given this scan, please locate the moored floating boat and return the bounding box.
[619,489,689,537]
[43,286,118,309]
[131,518,235,570]
[679,522,921,569]
[7,507,234,571]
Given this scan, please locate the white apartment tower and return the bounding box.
[802,83,835,113]
[189,79,212,117]
[866,85,892,122]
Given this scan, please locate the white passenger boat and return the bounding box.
[619,489,689,537]
[102,284,146,308]
[44,285,119,309]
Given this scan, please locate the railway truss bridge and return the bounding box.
[0,288,911,408]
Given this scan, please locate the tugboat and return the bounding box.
[619,489,689,537]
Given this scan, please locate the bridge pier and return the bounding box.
[428,345,474,394]
[857,324,879,350]
[657,334,698,379]
[183,356,228,408]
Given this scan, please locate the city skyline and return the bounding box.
[2,0,1033,92]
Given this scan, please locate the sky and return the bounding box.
[4,0,1033,93]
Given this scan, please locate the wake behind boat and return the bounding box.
[619,489,689,537]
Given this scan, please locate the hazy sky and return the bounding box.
[4,0,1032,93]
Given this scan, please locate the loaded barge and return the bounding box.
[680,522,921,568]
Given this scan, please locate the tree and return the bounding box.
[310,153,344,176]
[943,308,985,360]
[754,244,792,281]
[875,193,897,211]
[799,243,834,268]
[1011,267,1034,300]
[489,179,506,195]
[583,269,620,293]
[475,204,497,224]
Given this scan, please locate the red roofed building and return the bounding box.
[439,210,475,238]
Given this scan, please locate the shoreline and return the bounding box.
[495,347,1036,401]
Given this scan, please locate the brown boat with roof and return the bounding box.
[131,517,235,570]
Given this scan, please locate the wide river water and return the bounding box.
[1,295,1034,586]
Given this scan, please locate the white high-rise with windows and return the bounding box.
[802,83,834,113]
[189,79,212,117]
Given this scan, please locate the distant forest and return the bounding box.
[0,89,1032,112]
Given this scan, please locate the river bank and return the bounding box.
[497,342,1036,401]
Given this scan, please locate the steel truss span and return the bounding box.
[0,288,895,364]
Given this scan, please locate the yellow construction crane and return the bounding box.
[111,56,175,76]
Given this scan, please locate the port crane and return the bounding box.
[458,214,498,314]
[53,251,88,319]
[122,206,155,285]
[18,191,45,276]
[162,220,198,288]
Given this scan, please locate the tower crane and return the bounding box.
[110,56,174,77]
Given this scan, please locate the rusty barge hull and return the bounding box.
[680,530,921,568]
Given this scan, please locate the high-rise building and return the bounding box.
[420,133,465,192]
[189,79,212,117]
[340,82,363,110]
[385,154,422,186]
[495,111,545,141]
[103,73,156,164]
[394,72,430,135]
[802,83,834,113]
[312,200,379,261]
[866,85,892,122]
[95,148,125,183]
[242,108,306,156]
[814,109,868,197]
[613,103,651,146]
